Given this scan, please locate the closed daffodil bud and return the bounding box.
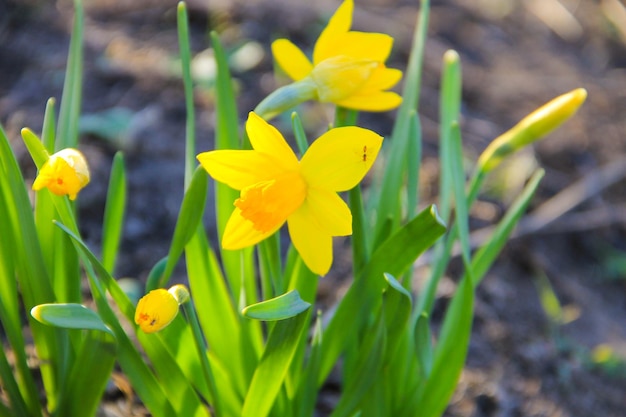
[477,88,587,173]
[134,286,189,334]
[32,148,90,200]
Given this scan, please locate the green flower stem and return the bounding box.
[334,107,369,271]
[254,79,317,121]
[182,301,222,417]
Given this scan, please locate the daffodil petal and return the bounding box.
[246,112,299,168]
[306,188,352,236]
[287,203,333,275]
[197,150,287,190]
[222,208,282,250]
[300,126,383,191]
[272,39,313,81]
[319,32,393,63]
[336,91,403,112]
[360,67,402,92]
[314,0,353,64]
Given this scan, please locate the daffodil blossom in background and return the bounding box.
[32,148,90,200]
[254,0,402,120]
[135,285,189,333]
[197,112,382,275]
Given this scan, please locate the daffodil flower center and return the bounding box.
[235,171,307,233]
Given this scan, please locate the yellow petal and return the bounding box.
[32,148,90,200]
[335,91,403,112]
[300,126,383,191]
[360,66,402,92]
[246,112,299,169]
[287,203,333,275]
[197,150,287,190]
[134,289,179,334]
[272,39,313,81]
[313,0,353,64]
[222,207,282,249]
[317,32,393,64]
[305,187,352,236]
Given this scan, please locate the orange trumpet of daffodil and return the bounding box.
[255,0,402,120]
[197,112,383,275]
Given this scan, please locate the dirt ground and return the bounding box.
[1,0,626,416]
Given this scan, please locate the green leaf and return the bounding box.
[414,312,433,379]
[53,223,178,417]
[374,0,430,242]
[153,166,208,289]
[101,152,126,274]
[2,125,60,407]
[177,2,196,188]
[56,0,83,150]
[449,121,471,266]
[320,205,446,384]
[31,303,114,336]
[382,273,412,351]
[406,112,422,219]
[243,290,311,321]
[242,312,309,417]
[57,330,117,417]
[330,311,386,417]
[411,273,474,417]
[291,112,309,155]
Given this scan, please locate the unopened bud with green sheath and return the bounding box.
[477,88,587,173]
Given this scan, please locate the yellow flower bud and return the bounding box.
[32,148,90,200]
[309,56,379,102]
[134,288,180,333]
[477,88,587,173]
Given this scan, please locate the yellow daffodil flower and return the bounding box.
[32,148,90,200]
[135,285,189,333]
[255,0,402,120]
[197,112,383,275]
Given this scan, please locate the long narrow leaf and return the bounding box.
[56,0,83,150]
[320,205,446,384]
[153,166,208,289]
[242,311,310,417]
[374,0,430,243]
[101,152,126,274]
[410,272,474,417]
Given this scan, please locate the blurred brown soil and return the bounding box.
[1,0,626,416]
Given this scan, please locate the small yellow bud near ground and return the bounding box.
[134,288,180,333]
[32,148,90,200]
[477,88,587,173]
